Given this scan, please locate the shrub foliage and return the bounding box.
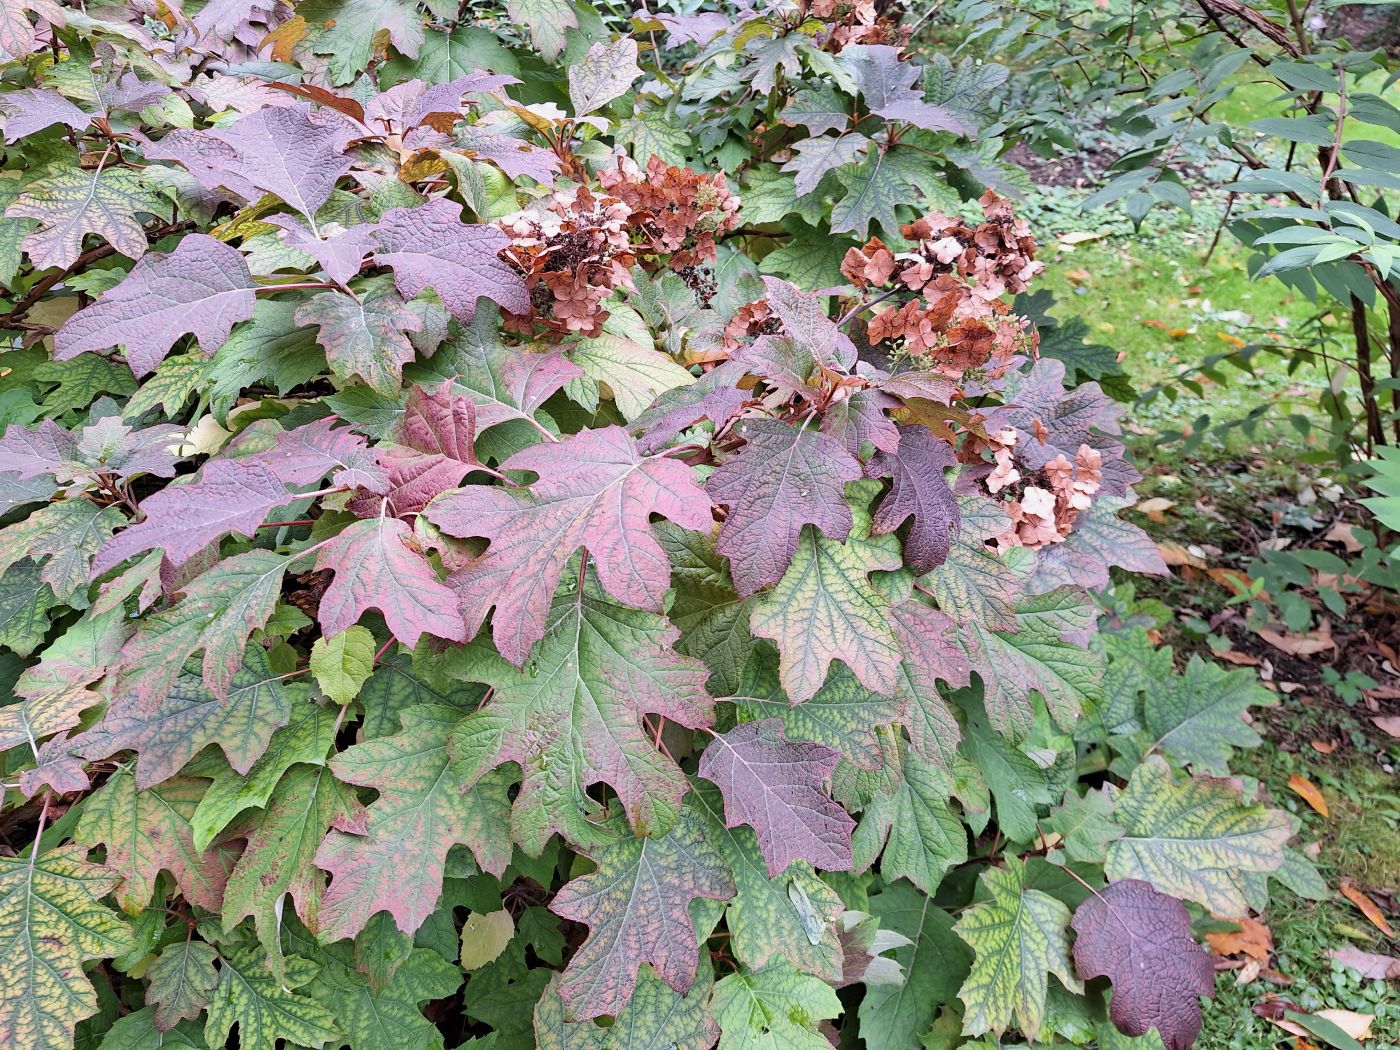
[0,4,1318,1050]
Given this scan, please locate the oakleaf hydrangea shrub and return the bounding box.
[0,3,1318,1050]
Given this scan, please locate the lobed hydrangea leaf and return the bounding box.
[706,419,862,598]
[75,771,236,914]
[371,198,528,322]
[447,583,713,852]
[854,745,968,894]
[0,845,134,1050]
[92,460,292,575]
[1070,879,1216,1050]
[0,559,56,656]
[821,387,899,460]
[1143,654,1275,774]
[657,520,758,696]
[0,0,64,62]
[712,960,842,1050]
[205,948,342,1050]
[869,424,960,574]
[313,516,466,648]
[115,550,289,706]
[568,304,697,421]
[146,940,220,1032]
[428,425,711,665]
[350,382,479,516]
[54,234,257,377]
[550,807,734,1019]
[0,500,123,604]
[282,925,464,1050]
[1027,494,1168,593]
[844,44,970,134]
[782,133,870,196]
[954,856,1083,1040]
[699,718,855,877]
[691,781,845,979]
[959,586,1102,737]
[189,699,339,852]
[534,964,719,1050]
[298,0,426,84]
[749,489,904,704]
[569,36,642,117]
[297,283,424,395]
[309,625,376,704]
[1048,788,1124,864]
[1104,757,1291,917]
[830,150,908,238]
[224,763,368,976]
[960,713,1052,844]
[74,651,291,790]
[7,164,161,270]
[508,0,576,61]
[734,647,902,771]
[314,704,513,941]
[197,102,349,205]
[0,88,90,143]
[858,883,971,1048]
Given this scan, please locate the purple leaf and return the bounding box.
[0,88,90,143]
[550,808,734,1019]
[143,129,261,202]
[427,425,712,665]
[227,417,388,492]
[889,598,968,767]
[92,459,292,575]
[1071,880,1216,1050]
[844,44,972,136]
[868,424,960,573]
[314,516,466,647]
[54,234,256,376]
[0,419,75,479]
[350,383,479,517]
[698,718,855,876]
[822,388,899,460]
[761,276,857,372]
[655,11,728,46]
[706,419,861,596]
[631,361,750,453]
[99,72,169,114]
[265,214,376,285]
[371,199,529,322]
[206,102,357,215]
[364,72,519,131]
[1026,495,1168,594]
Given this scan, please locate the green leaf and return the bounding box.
[205,948,342,1050]
[859,882,972,1050]
[460,909,515,971]
[1143,655,1275,773]
[75,771,235,914]
[692,782,844,980]
[222,763,366,977]
[712,960,841,1050]
[830,149,909,238]
[567,304,694,420]
[0,500,123,605]
[749,489,904,704]
[1047,788,1123,864]
[507,0,577,61]
[0,559,56,656]
[0,844,134,1050]
[315,704,513,940]
[658,520,758,696]
[284,924,464,1050]
[296,0,425,84]
[1105,756,1292,916]
[959,586,1102,738]
[568,36,641,117]
[146,940,219,1031]
[189,698,338,852]
[309,624,377,704]
[953,857,1082,1040]
[960,712,1052,843]
[97,1007,207,1050]
[534,963,719,1050]
[447,583,712,853]
[854,744,968,894]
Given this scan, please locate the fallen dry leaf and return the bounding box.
[1328,947,1400,980]
[1215,649,1261,666]
[1206,915,1273,963]
[1136,496,1175,523]
[1287,774,1329,818]
[1057,230,1110,247]
[1323,521,1364,553]
[1257,625,1335,657]
[1340,879,1395,938]
[1157,539,1208,568]
[1270,1008,1374,1043]
[1310,738,1338,754]
[1370,715,1400,739]
[1208,566,1255,596]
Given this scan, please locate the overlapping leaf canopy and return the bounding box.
[0,3,1309,1050]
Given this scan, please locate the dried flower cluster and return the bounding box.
[598,155,740,269]
[812,0,912,50]
[498,157,738,337]
[982,427,1105,548]
[843,191,1044,380]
